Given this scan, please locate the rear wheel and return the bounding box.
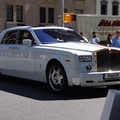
[47,62,68,93]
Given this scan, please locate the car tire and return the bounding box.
[47,62,68,93]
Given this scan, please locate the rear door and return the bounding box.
[0,31,19,75]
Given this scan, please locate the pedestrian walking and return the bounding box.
[111,30,120,48]
[90,32,100,44]
[107,33,113,47]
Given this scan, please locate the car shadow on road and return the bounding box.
[0,75,109,101]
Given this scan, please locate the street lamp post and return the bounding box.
[62,0,64,27]
[57,0,64,27]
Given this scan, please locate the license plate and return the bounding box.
[103,73,120,79]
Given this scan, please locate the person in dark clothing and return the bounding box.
[107,33,113,47]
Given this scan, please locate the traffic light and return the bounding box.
[71,14,76,21]
[64,13,77,23]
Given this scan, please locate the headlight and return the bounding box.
[79,56,92,62]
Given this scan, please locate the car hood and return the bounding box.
[43,42,108,52]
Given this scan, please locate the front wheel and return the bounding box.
[46,63,68,93]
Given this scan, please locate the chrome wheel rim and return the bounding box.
[49,66,64,91]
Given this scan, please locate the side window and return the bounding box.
[18,30,35,44]
[1,31,18,44]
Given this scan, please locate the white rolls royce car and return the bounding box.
[0,26,120,93]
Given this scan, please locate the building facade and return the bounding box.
[96,0,120,15]
[84,0,96,14]
[1,0,120,31]
[0,0,94,31]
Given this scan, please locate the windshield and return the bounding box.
[34,29,86,44]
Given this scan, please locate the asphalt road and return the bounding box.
[0,75,109,120]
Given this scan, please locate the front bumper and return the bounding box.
[72,71,120,87]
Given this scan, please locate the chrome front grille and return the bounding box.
[97,49,120,72]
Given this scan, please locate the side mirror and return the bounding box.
[22,39,32,46]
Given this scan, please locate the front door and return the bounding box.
[13,30,36,78]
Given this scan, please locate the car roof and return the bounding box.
[2,26,32,32]
[2,26,73,33]
[31,26,73,31]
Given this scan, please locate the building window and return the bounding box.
[16,6,23,22]
[48,8,54,23]
[75,9,83,14]
[7,5,13,22]
[40,7,46,23]
[112,1,119,15]
[101,0,108,15]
